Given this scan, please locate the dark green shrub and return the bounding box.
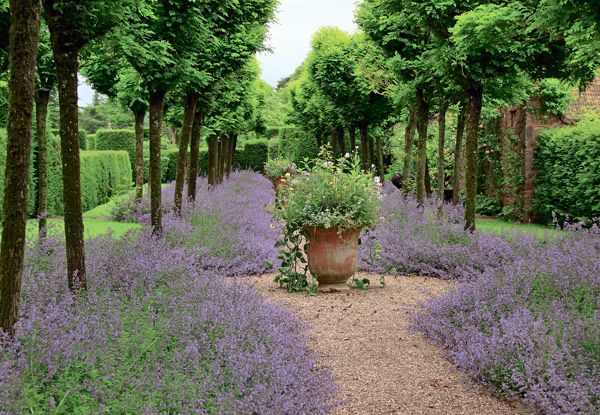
[268,138,279,159]
[475,195,502,216]
[535,117,600,224]
[277,126,318,165]
[237,139,268,171]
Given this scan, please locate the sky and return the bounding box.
[257,0,358,86]
[79,0,358,106]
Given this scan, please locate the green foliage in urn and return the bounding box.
[264,157,293,180]
[276,151,381,232]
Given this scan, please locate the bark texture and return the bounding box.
[208,135,217,188]
[452,103,466,204]
[55,51,86,291]
[173,92,197,215]
[402,106,417,180]
[465,84,483,232]
[336,126,346,156]
[35,89,50,237]
[437,103,448,199]
[134,109,145,204]
[149,90,166,236]
[187,109,203,201]
[415,88,429,203]
[0,0,42,335]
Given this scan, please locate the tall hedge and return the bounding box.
[238,139,268,171]
[535,117,600,224]
[47,149,132,216]
[96,129,136,170]
[277,126,318,165]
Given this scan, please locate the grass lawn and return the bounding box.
[24,191,142,240]
[476,217,562,238]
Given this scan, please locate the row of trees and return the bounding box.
[0,0,277,335]
[284,0,599,232]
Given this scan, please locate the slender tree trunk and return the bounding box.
[368,135,375,168]
[221,135,230,180]
[217,137,226,183]
[173,92,198,215]
[208,135,217,188]
[35,89,50,237]
[149,90,166,236]
[437,103,448,202]
[403,106,417,179]
[336,126,345,156]
[425,155,433,196]
[416,88,429,203]
[452,103,466,204]
[227,135,236,176]
[331,130,338,156]
[316,133,322,149]
[54,51,87,291]
[133,109,145,204]
[349,125,356,153]
[375,135,384,178]
[0,0,41,336]
[465,84,484,232]
[359,121,369,171]
[187,109,203,201]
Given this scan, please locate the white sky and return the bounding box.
[79,0,358,106]
[258,0,358,86]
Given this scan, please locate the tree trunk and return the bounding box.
[375,135,384,178]
[173,92,198,215]
[359,121,369,171]
[133,109,145,204]
[331,130,338,157]
[221,135,230,180]
[0,0,41,336]
[316,133,322,149]
[464,84,484,232]
[54,50,87,291]
[415,88,429,203]
[368,135,375,168]
[425,155,432,196]
[208,135,217,188]
[348,126,356,154]
[35,89,50,237]
[402,106,417,180]
[217,137,225,183]
[227,134,237,176]
[336,126,346,156]
[437,102,448,200]
[187,109,203,201]
[452,103,466,204]
[149,90,166,236]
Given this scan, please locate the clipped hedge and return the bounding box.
[535,117,600,223]
[96,129,136,168]
[237,139,268,171]
[277,126,318,165]
[47,149,132,216]
[86,134,96,150]
[143,138,177,183]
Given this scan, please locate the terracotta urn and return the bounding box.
[304,226,361,292]
[272,176,286,198]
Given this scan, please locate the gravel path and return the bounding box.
[248,274,531,415]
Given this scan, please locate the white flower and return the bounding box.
[371,164,375,168]
[344,153,350,158]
